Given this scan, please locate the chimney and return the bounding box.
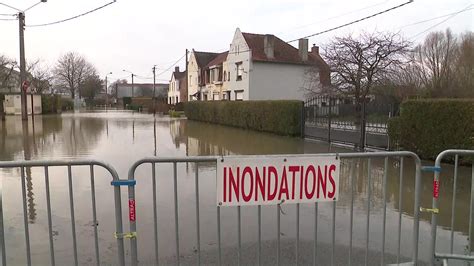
[264,34,275,59]
[175,66,180,73]
[298,38,309,61]
[311,44,319,55]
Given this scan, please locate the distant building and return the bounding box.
[187,50,220,101]
[168,66,187,104]
[116,83,168,100]
[1,66,42,115]
[187,28,330,101]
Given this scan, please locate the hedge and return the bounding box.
[184,100,303,136]
[388,99,474,160]
[41,95,61,114]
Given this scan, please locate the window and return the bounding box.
[235,90,244,101]
[190,75,192,86]
[223,71,227,81]
[176,96,178,103]
[236,62,243,81]
[228,72,230,81]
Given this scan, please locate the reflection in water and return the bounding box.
[0,112,472,264]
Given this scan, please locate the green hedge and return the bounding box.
[41,95,61,114]
[184,100,303,136]
[388,99,474,160]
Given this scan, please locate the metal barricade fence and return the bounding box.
[128,151,422,266]
[428,149,474,265]
[0,160,127,266]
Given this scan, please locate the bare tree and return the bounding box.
[454,31,474,97]
[53,52,97,99]
[80,74,102,101]
[320,32,410,103]
[27,60,53,94]
[411,29,458,97]
[0,55,18,92]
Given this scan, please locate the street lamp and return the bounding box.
[105,72,112,108]
[122,69,135,98]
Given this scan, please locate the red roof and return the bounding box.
[193,51,220,68]
[241,32,329,71]
[205,51,228,68]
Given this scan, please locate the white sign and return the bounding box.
[217,156,340,206]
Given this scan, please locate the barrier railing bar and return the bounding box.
[20,167,32,266]
[412,154,422,263]
[258,205,261,266]
[397,157,404,264]
[429,150,474,265]
[173,162,180,265]
[313,202,318,266]
[296,203,300,266]
[44,166,55,266]
[331,200,336,266]
[381,157,388,265]
[217,206,221,266]
[450,155,459,254]
[89,165,100,266]
[365,159,372,266]
[152,163,159,265]
[435,252,474,261]
[67,165,78,266]
[238,206,242,266]
[277,204,280,266]
[0,165,6,266]
[348,160,355,266]
[469,165,474,254]
[195,163,201,266]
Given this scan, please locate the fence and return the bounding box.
[127,151,422,265]
[304,96,398,149]
[3,150,474,265]
[0,160,127,266]
[427,149,474,265]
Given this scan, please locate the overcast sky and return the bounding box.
[1,0,472,83]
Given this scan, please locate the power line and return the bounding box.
[23,1,42,12]
[155,53,188,77]
[0,17,15,21]
[409,4,473,40]
[398,7,474,29]
[0,2,21,12]
[286,0,414,43]
[281,0,390,34]
[26,1,116,27]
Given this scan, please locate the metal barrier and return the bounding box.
[128,151,422,265]
[0,160,127,266]
[428,149,474,265]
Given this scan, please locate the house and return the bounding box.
[187,50,220,101]
[1,66,42,115]
[188,28,330,101]
[168,66,187,104]
[116,83,168,99]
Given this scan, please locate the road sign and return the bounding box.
[21,81,30,91]
[217,156,340,206]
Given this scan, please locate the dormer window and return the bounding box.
[236,62,243,81]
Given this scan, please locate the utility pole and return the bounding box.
[152,66,156,116]
[105,75,108,107]
[185,49,188,102]
[19,12,27,121]
[131,74,134,98]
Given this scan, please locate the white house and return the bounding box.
[187,50,220,101]
[168,66,187,104]
[1,66,42,115]
[188,28,330,101]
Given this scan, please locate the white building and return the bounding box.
[3,94,42,115]
[188,28,330,101]
[168,66,187,104]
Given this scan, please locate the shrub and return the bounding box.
[388,99,474,160]
[184,100,304,136]
[41,95,61,114]
[61,98,74,111]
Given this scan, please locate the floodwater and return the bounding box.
[0,111,472,265]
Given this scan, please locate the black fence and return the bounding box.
[304,95,399,149]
